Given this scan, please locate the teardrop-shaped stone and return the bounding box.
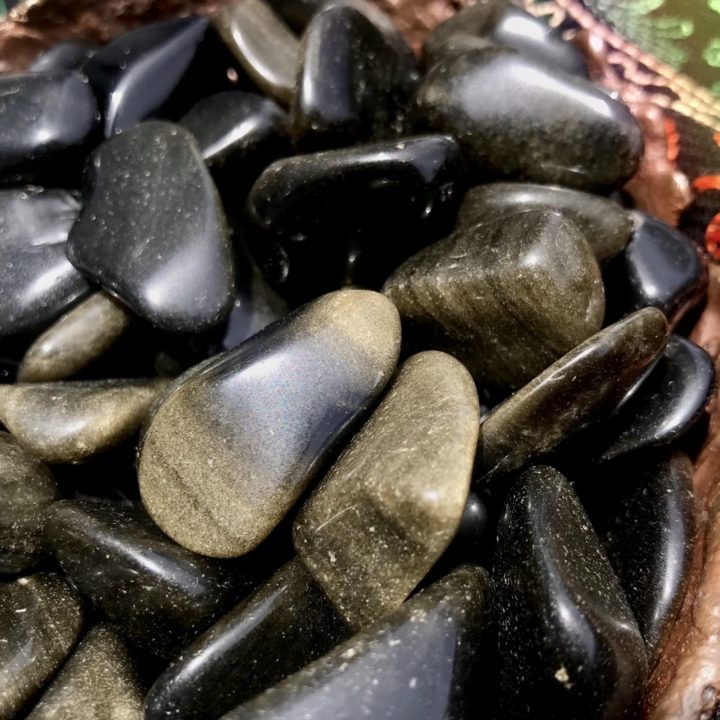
[294,351,479,628]
[415,47,643,190]
[224,565,492,720]
[456,182,633,265]
[291,4,418,146]
[0,188,89,341]
[479,308,669,482]
[145,558,350,720]
[0,72,99,183]
[26,624,144,720]
[46,500,252,657]
[0,378,166,464]
[0,573,83,718]
[67,121,235,334]
[0,432,58,574]
[423,0,587,76]
[139,289,400,557]
[213,0,300,104]
[18,292,133,383]
[494,466,648,719]
[28,41,98,72]
[247,135,464,300]
[383,209,605,390]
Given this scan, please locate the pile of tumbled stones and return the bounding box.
[0,0,713,717]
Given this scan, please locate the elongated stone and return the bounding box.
[415,47,643,190]
[213,0,300,104]
[139,289,400,557]
[0,574,83,719]
[294,351,479,628]
[26,625,144,720]
[494,466,648,719]
[0,378,166,464]
[383,210,604,390]
[224,565,492,720]
[145,558,350,720]
[478,308,669,482]
[18,292,133,383]
[28,41,98,72]
[46,500,252,657]
[456,182,633,265]
[67,122,235,334]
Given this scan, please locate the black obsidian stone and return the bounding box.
[28,41,99,72]
[605,211,708,327]
[291,4,418,147]
[415,47,643,191]
[247,135,463,300]
[494,466,648,719]
[0,72,99,183]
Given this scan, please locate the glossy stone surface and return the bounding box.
[28,41,98,72]
[67,121,235,334]
[424,0,587,76]
[0,573,83,719]
[494,466,648,719]
[146,558,350,720]
[291,4,418,146]
[0,378,166,464]
[0,432,58,574]
[26,624,144,720]
[0,188,89,340]
[594,335,714,461]
[139,289,400,557]
[225,565,492,720]
[18,292,133,382]
[294,351,479,628]
[415,47,643,191]
[384,210,604,390]
[248,135,464,299]
[478,308,669,482]
[213,0,299,104]
[0,72,99,183]
[456,182,633,265]
[604,212,708,327]
[46,500,249,657]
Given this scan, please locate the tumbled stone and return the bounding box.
[0,432,58,574]
[294,351,479,628]
[26,624,144,720]
[145,558,350,720]
[28,41,98,72]
[139,289,400,557]
[456,182,633,265]
[415,47,643,190]
[213,0,300,104]
[494,466,648,719]
[478,308,668,482]
[67,121,235,334]
[0,378,166,463]
[224,565,492,720]
[18,292,133,383]
[46,500,251,657]
[383,209,604,390]
[247,135,464,300]
[0,573,83,719]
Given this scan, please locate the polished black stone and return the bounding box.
[145,559,350,720]
[67,121,235,334]
[0,72,99,183]
[0,188,90,340]
[423,0,587,76]
[605,212,708,327]
[29,41,99,72]
[494,466,648,719]
[291,4,418,147]
[247,135,463,299]
[593,335,714,461]
[225,565,492,719]
[415,47,643,191]
[45,500,256,658]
